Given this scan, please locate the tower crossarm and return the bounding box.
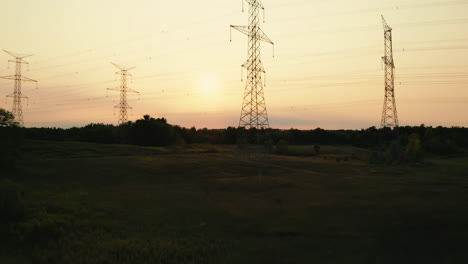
[242,59,265,72]
[127,88,139,94]
[8,59,29,65]
[3,50,33,59]
[245,0,264,10]
[111,62,135,71]
[381,15,392,32]
[106,87,123,92]
[0,75,17,80]
[20,76,37,83]
[230,25,274,45]
[115,71,133,77]
[106,87,138,93]
[114,104,133,110]
[0,75,37,82]
[6,93,28,99]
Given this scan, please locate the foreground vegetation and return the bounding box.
[1,139,468,263]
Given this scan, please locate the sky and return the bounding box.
[0,0,467,129]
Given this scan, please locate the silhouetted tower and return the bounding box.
[230,0,274,129]
[0,50,37,126]
[107,63,138,125]
[380,15,399,128]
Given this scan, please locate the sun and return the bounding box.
[200,74,217,95]
[196,73,222,111]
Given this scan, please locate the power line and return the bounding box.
[276,1,468,23]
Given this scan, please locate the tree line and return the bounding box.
[1,111,467,158]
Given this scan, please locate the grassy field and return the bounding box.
[2,140,468,263]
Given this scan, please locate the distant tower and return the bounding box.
[107,63,139,125]
[0,50,37,126]
[230,0,274,129]
[380,16,399,128]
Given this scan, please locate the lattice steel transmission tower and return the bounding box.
[230,0,274,129]
[380,15,399,128]
[107,62,138,125]
[0,50,37,126]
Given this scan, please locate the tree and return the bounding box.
[0,109,18,127]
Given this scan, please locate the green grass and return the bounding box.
[2,140,468,263]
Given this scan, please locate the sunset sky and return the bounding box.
[0,0,467,129]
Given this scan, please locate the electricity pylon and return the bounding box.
[0,50,37,126]
[380,15,399,128]
[107,62,138,125]
[230,0,274,129]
